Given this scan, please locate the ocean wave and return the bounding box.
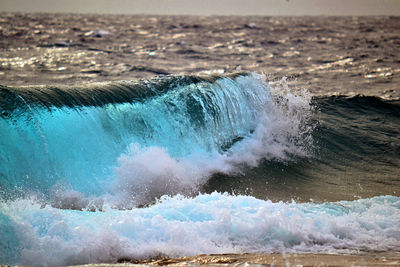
[0,72,314,207]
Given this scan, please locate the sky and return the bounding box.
[1,0,400,16]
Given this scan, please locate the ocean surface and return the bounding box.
[0,14,400,266]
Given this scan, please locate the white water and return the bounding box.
[1,193,400,266]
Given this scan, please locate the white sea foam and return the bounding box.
[113,144,218,206]
[1,193,399,266]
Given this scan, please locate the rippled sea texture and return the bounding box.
[0,14,399,98]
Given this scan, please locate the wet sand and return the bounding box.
[72,253,400,266]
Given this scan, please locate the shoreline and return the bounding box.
[72,252,400,266]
